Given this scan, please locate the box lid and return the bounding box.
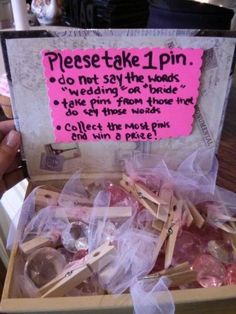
[1,29,235,181]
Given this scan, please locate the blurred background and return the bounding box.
[0,0,236,30]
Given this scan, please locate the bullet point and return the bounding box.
[50,77,56,83]
[56,125,61,130]
[54,100,59,106]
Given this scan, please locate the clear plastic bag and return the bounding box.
[131,277,174,314]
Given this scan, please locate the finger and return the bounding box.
[0,130,21,179]
[0,120,15,139]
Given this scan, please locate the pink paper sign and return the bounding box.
[42,48,203,142]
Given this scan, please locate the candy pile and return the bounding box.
[10,167,236,302]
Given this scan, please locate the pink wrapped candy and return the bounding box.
[208,240,235,264]
[173,230,203,265]
[107,183,129,205]
[192,254,226,288]
[226,264,236,285]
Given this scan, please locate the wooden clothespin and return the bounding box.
[153,206,174,259]
[152,185,174,232]
[216,220,236,234]
[211,202,236,234]
[90,206,132,219]
[143,262,197,288]
[164,199,183,268]
[35,188,93,209]
[175,192,193,227]
[186,199,204,228]
[20,236,58,255]
[182,201,194,227]
[152,195,182,268]
[120,174,168,220]
[40,206,132,223]
[175,192,204,228]
[40,241,115,298]
[35,188,59,208]
[144,261,190,279]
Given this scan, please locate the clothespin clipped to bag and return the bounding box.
[152,184,174,232]
[35,187,94,210]
[197,201,236,233]
[175,192,194,227]
[40,241,115,298]
[175,192,204,228]
[143,262,197,288]
[164,199,183,268]
[213,202,236,234]
[227,219,236,233]
[34,202,132,223]
[186,199,204,228]
[153,204,175,260]
[153,197,182,268]
[182,201,194,227]
[120,176,180,267]
[35,187,60,208]
[20,236,59,255]
[216,219,236,234]
[222,223,236,252]
[120,174,168,221]
[149,184,180,268]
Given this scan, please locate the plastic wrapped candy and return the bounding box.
[125,148,218,205]
[106,182,131,206]
[88,189,137,251]
[57,247,74,263]
[88,190,112,251]
[192,254,226,288]
[226,264,236,285]
[208,240,236,264]
[58,171,93,208]
[86,187,159,294]
[66,276,104,297]
[131,277,174,314]
[10,254,40,298]
[196,196,236,234]
[99,228,159,294]
[24,247,66,288]
[172,230,203,265]
[136,209,157,232]
[8,148,236,314]
[21,206,69,244]
[61,221,89,253]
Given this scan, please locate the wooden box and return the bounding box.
[2,178,236,314]
[1,29,236,313]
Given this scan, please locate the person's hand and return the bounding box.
[0,120,24,197]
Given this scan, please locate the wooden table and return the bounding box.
[217,75,236,192]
